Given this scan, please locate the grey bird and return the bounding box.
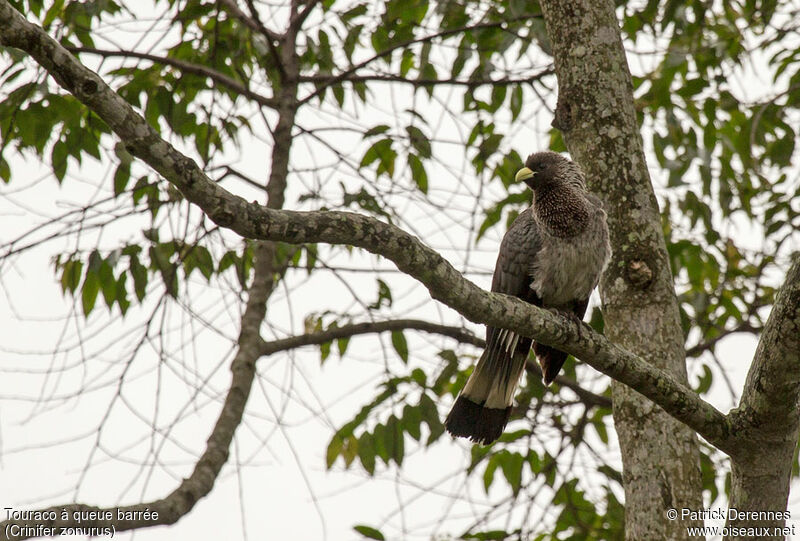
[445,151,611,445]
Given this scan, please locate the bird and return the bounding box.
[444,151,611,445]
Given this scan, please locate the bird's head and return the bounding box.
[514,151,570,191]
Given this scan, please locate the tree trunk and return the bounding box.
[538,1,703,538]
[726,446,795,541]
[724,256,800,540]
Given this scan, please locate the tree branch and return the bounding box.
[724,255,800,533]
[685,320,759,358]
[525,361,612,410]
[259,318,484,354]
[730,255,800,440]
[0,0,734,455]
[67,46,278,109]
[259,318,612,410]
[237,0,288,81]
[216,0,285,80]
[289,0,321,32]
[296,68,554,88]
[217,0,280,42]
[298,15,541,105]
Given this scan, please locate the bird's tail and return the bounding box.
[533,343,568,385]
[445,331,530,445]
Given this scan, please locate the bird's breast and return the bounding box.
[529,216,610,307]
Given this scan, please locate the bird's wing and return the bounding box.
[490,209,541,301]
[483,209,542,377]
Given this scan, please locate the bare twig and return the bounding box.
[68,46,278,109]
[298,15,542,105]
[259,318,483,354]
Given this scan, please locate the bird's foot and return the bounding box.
[548,308,585,340]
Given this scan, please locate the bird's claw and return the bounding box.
[548,308,585,340]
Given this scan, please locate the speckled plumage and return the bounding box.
[445,152,611,445]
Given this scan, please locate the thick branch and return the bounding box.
[730,255,800,441]
[0,1,732,454]
[725,258,800,538]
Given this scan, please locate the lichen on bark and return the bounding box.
[539,0,703,538]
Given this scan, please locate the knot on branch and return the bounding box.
[81,79,98,95]
[626,258,654,289]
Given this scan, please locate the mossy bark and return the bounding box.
[538,1,703,538]
[724,256,800,540]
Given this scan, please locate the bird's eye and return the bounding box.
[536,162,546,171]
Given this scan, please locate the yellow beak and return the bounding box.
[515,167,534,182]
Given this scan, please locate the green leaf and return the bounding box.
[386,414,404,465]
[60,259,83,294]
[693,363,713,394]
[406,125,431,158]
[332,84,345,107]
[363,124,390,138]
[353,525,385,540]
[373,423,390,464]
[42,0,65,28]
[483,455,498,493]
[368,278,393,309]
[0,156,10,183]
[407,153,428,193]
[477,204,503,240]
[51,140,68,182]
[343,24,363,60]
[419,393,444,445]
[358,432,376,475]
[81,270,100,317]
[391,330,409,363]
[193,246,214,280]
[410,367,426,387]
[462,530,515,540]
[342,435,358,467]
[510,85,523,121]
[402,403,422,441]
[98,259,116,309]
[326,435,343,469]
[499,451,524,495]
[400,49,414,77]
[364,138,397,178]
[115,274,130,315]
[591,412,609,444]
[337,336,350,357]
[114,163,131,196]
[320,340,332,363]
[129,255,148,301]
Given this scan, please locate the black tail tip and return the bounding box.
[444,396,511,445]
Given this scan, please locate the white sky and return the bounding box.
[1,1,799,540]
